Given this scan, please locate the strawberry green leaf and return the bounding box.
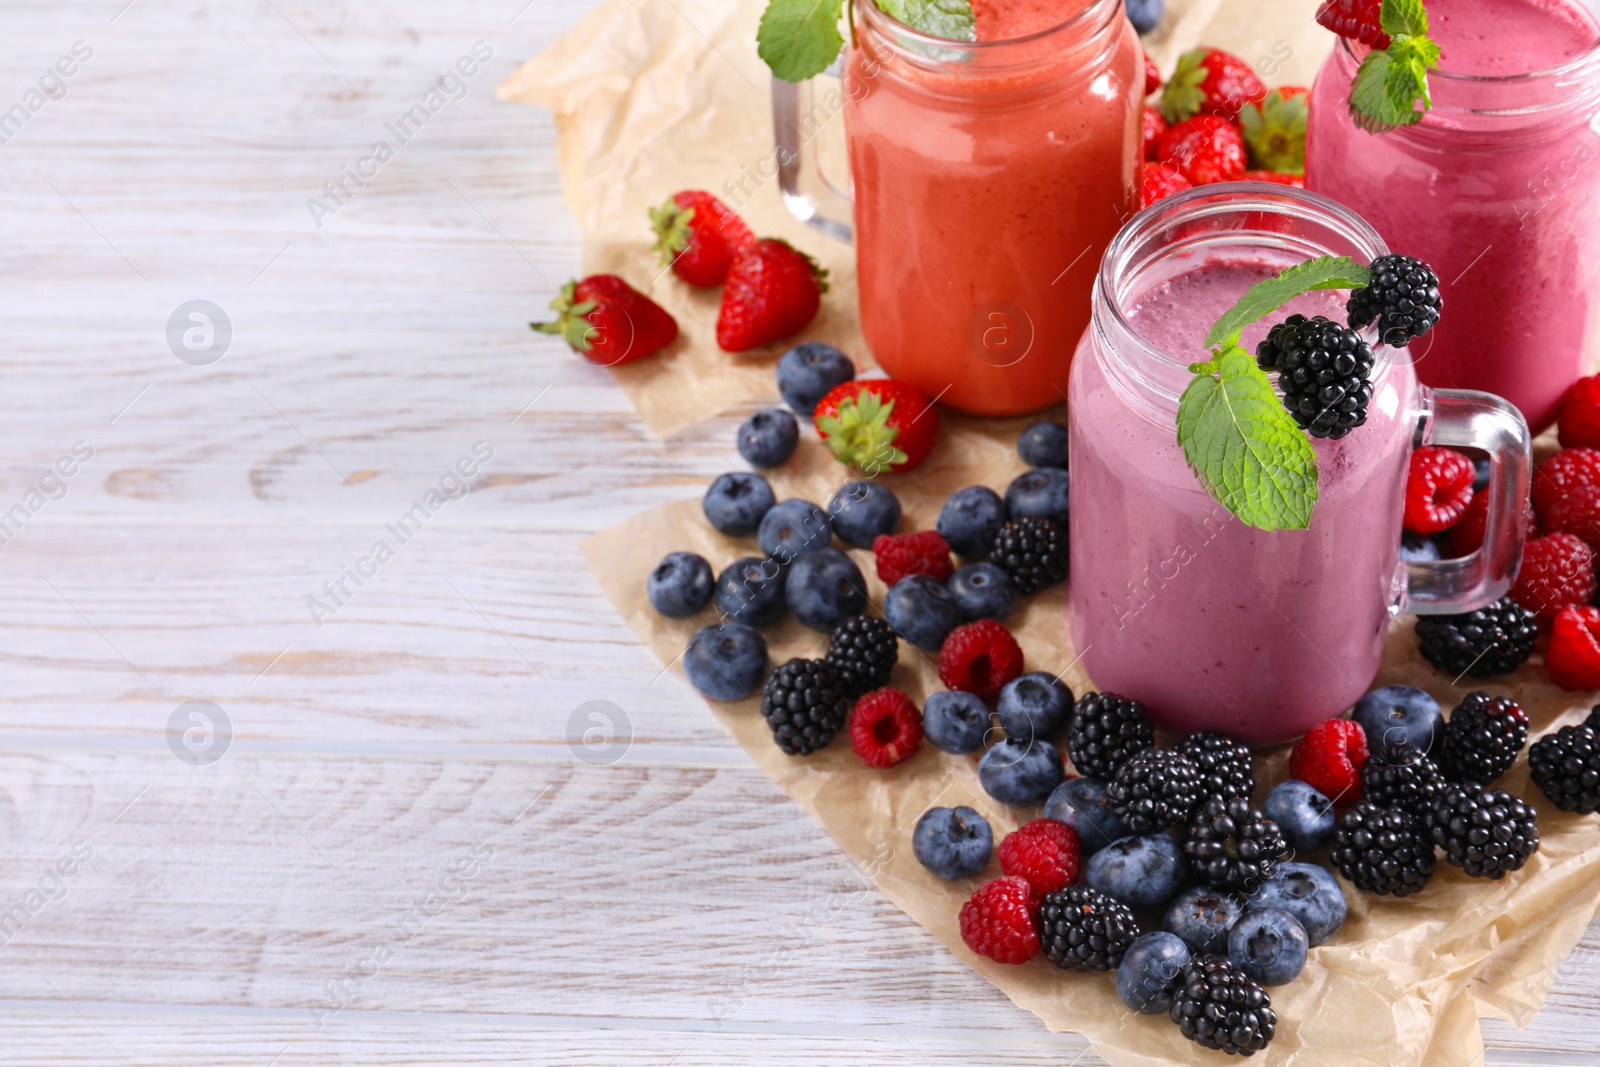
[1239,89,1308,174]
[758,0,847,83]
[1204,256,1373,349]
[1159,48,1210,124]
[876,0,975,40]
[816,391,908,476]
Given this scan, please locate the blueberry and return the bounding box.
[1124,0,1163,34]
[996,671,1073,744]
[1043,777,1127,856]
[1227,907,1308,985]
[1246,862,1347,946]
[714,555,787,627]
[646,551,713,618]
[785,548,868,632]
[1017,421,1070,469]
[947,562,1015,622]
[703,472,775,536]
[1085,834,1187,910]
[776,341,854,416]
[1116,932,1191,1014]
[1162,885,1244,955]
[1004,467,1070,529]
[829,480,901,548]
[1351,684,1444,763]
[758,498,833,561]
[913,805,992,880]
[923,690,992,754]
[736,408,799,468]
[1263,779,1336,852]
[978,739,1064,806]
[683,622,768,701]
[1400,531,1441,563]
[883,575,964,651]
[937,486,1006,558]
[1473,455,1490,491]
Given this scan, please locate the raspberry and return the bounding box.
[849,687,923,768]
[1446,491,1489,556]
[1546,483,1600,551]
[1533,448,1600,526]
[938,619,1025,703]
[1558,374,1600,450]
[959,876,1041,964]
[1548,606,1600,690]
[1404,447,1475,534]
[1288,719,1369,804]
[1510,532,1595,621]
[998,818,1081,897]
[872,530,953,586]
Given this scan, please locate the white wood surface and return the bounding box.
[0,1,1596,1063]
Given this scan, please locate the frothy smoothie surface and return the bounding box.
[1430,0,1599,76]
[971,0,1087,41]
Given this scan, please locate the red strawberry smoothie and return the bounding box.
[1306,0,1600,431]
[1068,254,1418,744]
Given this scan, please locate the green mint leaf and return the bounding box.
[1381,0,1429,38]
[1177,346,1319,531]
[1203,256,1373,349]
[875,0,975,40]
[758,0,847,83]
[1348,0,1439,133]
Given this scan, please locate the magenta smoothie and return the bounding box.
[1306,0,1600,431]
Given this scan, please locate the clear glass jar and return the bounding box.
[1068,186,1532,744]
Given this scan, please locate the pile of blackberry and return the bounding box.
[1414,597,1538,678]
[1438,692,1528,784]
[1427,783,1540,879]
[1361,754,1447,820]
[1346,253,1443,346]
[1330,801,1435,897]
[1107,748,1203,834]
[1169,955,1277,1056]
[824,615,898,698]
[1177,731,1255,800]
[1066,692,1155,779]
[988,517,1068,595]
[1529,717,1600,813]
[1255,314,1376,439]
[1037,885,1141,972]
[1183,795,1288,893]
[758,658,849,755]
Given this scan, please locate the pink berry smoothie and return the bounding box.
[1068,254,1418,744]
[1306,0,1600,431]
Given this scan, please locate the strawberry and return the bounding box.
[716,239,828,352]
[1142,106,1168,160]
[1138,161,1193,207]
[531,275,678,366]
[1159,47,1267,123]
[1315,0,1391,49]
[1156,116,1247,186]
[814,379,939,476]
[649,190,754,287]
[1242,170,1304,186]
[1239,88,1309,174]
[1143,49,1162,96]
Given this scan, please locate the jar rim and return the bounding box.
[858,0,1120,54]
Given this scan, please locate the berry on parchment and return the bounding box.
[959,876,1041,964]
[759,658,848,756]
[716,239,827,352]
[1529,721,1600,813]
[873,529,954,585]
[989,517,1068,595]
[1288,719,1369,804]
[1437,692,1528,785]
[1427,782,1539,879]
[1037,884,1141,972]
[649,189,754,287]
[1548,605,1600,690]
[938,619,1025,704]
[1404,446,1476,534]
[1169,955,1277,1055]
[532,275,678,365]
[1415,596,1538,679]
[1183,795,1288,893]
[1330,802,1435,896]
[1107,748,1204,835]
[825,614,899,698]
[814,379,939,476]
[849,687,923,768]
[1177,731,1255,801]
[1533,447,1600,525]
[1546,483,1600,551]
[998,818,1082,898]
[1067,692,1155,780]
[1509,532,1595,621]
[1558,374,1600,450]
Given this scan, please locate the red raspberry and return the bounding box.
[938,619,1025,703]
[1288,719,1369,804]
[1142,106,1167,161]
[849,687,923,768]
[1547,482,1600,550]
[872,530,953,585]
[958,876,1041,964]
[1404,446,1475,534]
[1533,448,1600,526]
[997,818,1081,898]
[1510,532,1596,622]
[1548,606,1600,690]
[1558,375,1600,449]
[1446,491,1489,557]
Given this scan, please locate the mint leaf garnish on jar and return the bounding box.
[1345,0,1442,132]
[758,0,974,82]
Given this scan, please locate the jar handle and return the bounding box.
[1405,388,1532,615]
[771,74,854,243]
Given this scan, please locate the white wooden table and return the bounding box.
[1,2,1596,1063]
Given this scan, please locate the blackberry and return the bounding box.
[1427,782,1539,879]
[1528,723,1600,814]
[1589,706,1600,731]
[1346,253,1442,346]
[1330,802,1435,897]
[1360,754,1446,820]
[1182,795,1288,893]
[1067,692,1155,779]
[1107,748,1203,834]
[1177,731,1255,801]
[1037,884,1140,972]
[824,615,898,698]
[988,517,1068,596]
[1438,691,1528,784]
[1414,597,1537,679]
[758,658,849,756]
[1169,955,1276,1056]
[1254,314,1375,439]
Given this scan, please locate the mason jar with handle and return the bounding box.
[1068,185,1532,745]
[771,0,1141,416]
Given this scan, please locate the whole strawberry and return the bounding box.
[1143,48,1162,96]
[1138,161,1193,207]
[532,275,678,366]
[1242,170,1304,187]
[650,190,754,287]
[814,379,939,476]
[716,238,828,352]
[1315,0,1391,49]
[1157,116,1247,186]
[1239,87,1308,174]
[1160,46,1267,123]
[1142,106,1168,160]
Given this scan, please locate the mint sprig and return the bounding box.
[1205,257,1371,349]
[758,0,975,82]
[1348,0,1441,133]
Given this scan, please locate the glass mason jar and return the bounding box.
[1306,32,1600,431]
[1068,186,1532,744]
[772,0,1141,416]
